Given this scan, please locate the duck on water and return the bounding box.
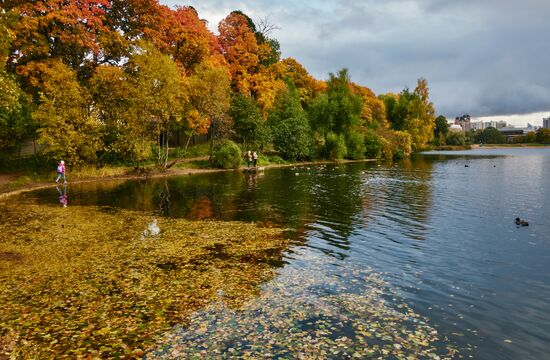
[515,218,529,227]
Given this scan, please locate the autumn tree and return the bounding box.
[7,0,111,74]
[89,65,140,164]
[274,58,321,106]
[351,83,387,128]
[170,6,220,72]
[381,78,436,150]
[33,60,101,165]
[125,42,186,167]
[0,13,31,151]
[183,60,231,151]
[218,11,261,95]
[404,78,435,149]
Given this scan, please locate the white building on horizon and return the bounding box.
[543,116,550,129]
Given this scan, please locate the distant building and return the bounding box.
[449,124,463,132]
[471,121,485,131]
[543,117,550,129]
[498,128,527,143]
[454,114,471,132]
[483,120,507,129]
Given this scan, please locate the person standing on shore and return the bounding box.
[252,151,258,168]
[55,160,66,184]
[246,150,252,168]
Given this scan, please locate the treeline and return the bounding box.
[0,1,438,168]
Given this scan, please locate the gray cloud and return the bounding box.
[162,0,550,118]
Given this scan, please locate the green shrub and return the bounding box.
[271,116,313,161]
[211,140,242,169]
[325,132,347,160]
[364,132,382,159]
[346,132,366,160]
[446,132,467,146]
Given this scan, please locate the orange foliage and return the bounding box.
[218,12,261,95]
[351,83,388,127]
[11,0,110,65]
[274,58,325,105]
[251,67,286,116]
[189,196,214,220]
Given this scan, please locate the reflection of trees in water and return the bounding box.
[157,180,171,216]
[49,161,433,251]
[188,196,213,220]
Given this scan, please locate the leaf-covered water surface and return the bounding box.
[0,203,288,358]
[150,250,458,359]
[0,201,457,359]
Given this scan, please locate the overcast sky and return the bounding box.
[161,0,550,126]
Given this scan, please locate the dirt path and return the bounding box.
[0,173,20,188]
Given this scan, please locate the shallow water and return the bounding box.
[15,147,550,359]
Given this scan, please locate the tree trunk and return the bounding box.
[184,134,193,152]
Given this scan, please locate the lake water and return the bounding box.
[15,147,550,359]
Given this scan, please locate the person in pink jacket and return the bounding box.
[55,160,66,184]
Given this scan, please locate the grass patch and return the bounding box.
[173,159,212,170]
[68,165,132,180]
[433,145,473,151]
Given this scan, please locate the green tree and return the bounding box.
[325,132,347,160]
[434,115,449,145]
[268,84,312,161]
[446,131,466,146]
[308,68,363,159]
[346,131,366,160]
[364,131,382,159]
[0,12,34,153]
[230,93,269,150]
[325,68,363,134]
[211,139,242,169]
[536,128,550,144]
[476,127,506,144]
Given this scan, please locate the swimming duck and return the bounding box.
[515,217,529,226]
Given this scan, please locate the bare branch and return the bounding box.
[255,16,281,37]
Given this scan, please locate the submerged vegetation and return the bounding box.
[0,203,288,357]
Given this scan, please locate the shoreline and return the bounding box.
[0,158,378,200]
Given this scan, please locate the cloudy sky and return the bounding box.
[161,0,550,126]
